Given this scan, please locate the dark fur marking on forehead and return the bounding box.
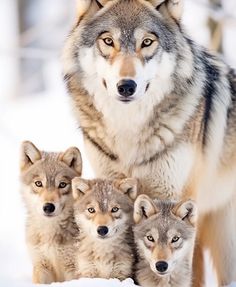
[78,0,176,52]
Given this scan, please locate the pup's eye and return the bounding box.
[111,207,119,213]
[103,37,114,46]
[88,207,95,213]
[147,235,154,242]
[35,181,43,187]
[171,236,180,243]
[59,182,67,188]
[141,38,153,48]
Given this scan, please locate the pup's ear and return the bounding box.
[133,194,157,224]
[60,147,82,175]
[172,200,197,226]
[114,178,138,200]
[72,177,91,199]
[20,141,42,171]
[147,0,184,22]
[76,0,112,22]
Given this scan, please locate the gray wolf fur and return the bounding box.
[72,177,137,280]
[133,194,197,287]
[20,141,82,283]
[63,0,236,285]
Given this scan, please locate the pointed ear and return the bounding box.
[114,178,138,200]
[147,0,184,22]
[172,200,197,226]
[133,194,157,224]
[72,177,91,199]
[20,141,42,171]
[60,147,82,175]
[76,0,112,22]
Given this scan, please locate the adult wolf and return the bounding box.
[63,0,236,285]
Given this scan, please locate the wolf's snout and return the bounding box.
[155,261,168,273]
[97,225,109,237]
[43,203,55,215]
[117,79,137,98]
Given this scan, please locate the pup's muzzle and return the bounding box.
[155,261,168,274]
[97,225,109,237]
[43,203,55,216]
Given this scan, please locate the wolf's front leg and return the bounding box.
[32,262,56,284]
[202,202,236,285]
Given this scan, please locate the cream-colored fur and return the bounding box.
[20,141,82,284]
[72,177,137,280]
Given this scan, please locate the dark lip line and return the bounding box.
[117,96,135,103]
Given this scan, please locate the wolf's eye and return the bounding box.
[111,207,119,213]
[171,236,180,243]
[88,207,95,213]
[59,182,67,188]
[147,235,154,242]
[35,181,43,187]
[141,38,153,48]
[103,37,114,47]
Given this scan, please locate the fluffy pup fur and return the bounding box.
[133,194,197,287]
[72,177,137,280]
[20,141,82,284]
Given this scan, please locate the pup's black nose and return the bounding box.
[97,226,109,237]
[43,203,55,214]
[155,261,168,273]
[117,79,137,98]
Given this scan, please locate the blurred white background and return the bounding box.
[0,0,236,286]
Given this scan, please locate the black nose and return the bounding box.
[97,226,109,236]
[155,261,168,273]
[43,203,55,214]
[117,79,137,97]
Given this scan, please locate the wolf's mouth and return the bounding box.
[117,96,135,103]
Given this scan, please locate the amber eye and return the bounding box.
[111,207,119,213]
[171,236,180,243]
[88,207,95,213]
[147,235,154,242]
[35,181,43,187]
[141,38,153,48]
[103,37,114,46]
[59,182,67,188]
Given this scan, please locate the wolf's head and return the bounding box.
[133,194,197,276]
[72,177,137,239]
[64,0,186,105]
[20,141,82,218]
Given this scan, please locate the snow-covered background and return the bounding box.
[0,0,236,286]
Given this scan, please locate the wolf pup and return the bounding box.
[63,0,236,284]
[133,194,197,287]
[20,141,82,284]
[72,177,137,280]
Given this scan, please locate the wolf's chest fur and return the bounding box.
[75,234,133,279]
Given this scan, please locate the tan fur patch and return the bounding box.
[119,57,136,77]
[153,246,171,261]
[94,213,113,226]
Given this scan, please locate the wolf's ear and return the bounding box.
[76,0,112,22]
[114,178,138,200]
[60,147,82,175]
[147,0,184,22]
[72,177,91,199]
[172,200,197,226]
[133,194,157,224]
[20,141,42,171]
